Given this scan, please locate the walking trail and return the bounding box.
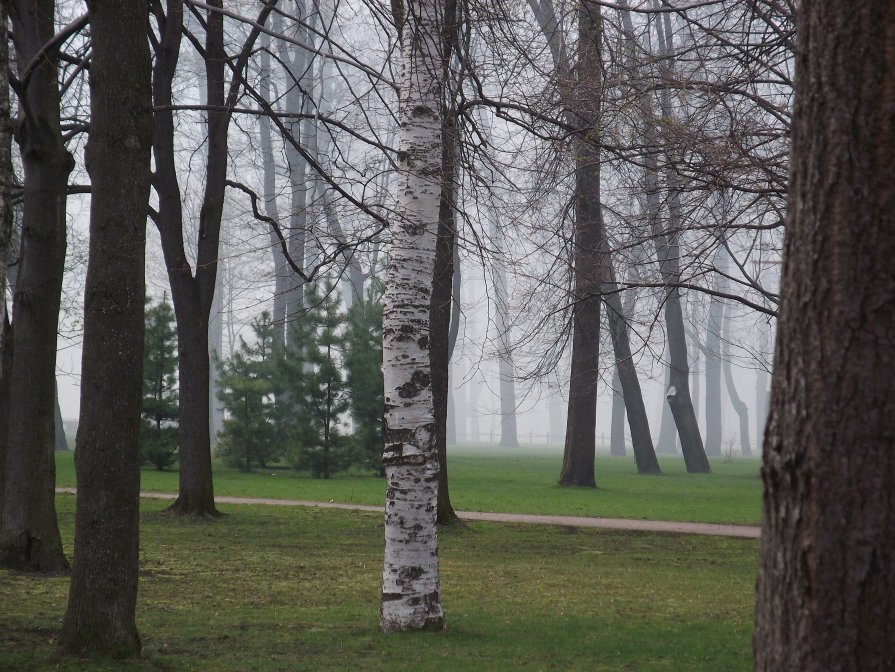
[56,488,760,539]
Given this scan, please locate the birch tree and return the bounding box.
[380,0,446,633]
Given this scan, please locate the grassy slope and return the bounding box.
[1,495,757,671]
[55,447,762,525]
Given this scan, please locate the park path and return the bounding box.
[55,488,760,539]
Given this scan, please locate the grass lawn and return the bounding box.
[56,446,762,525]
[0,494,757,671]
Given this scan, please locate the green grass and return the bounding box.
[54,446,762,526]
[0,494,757,671]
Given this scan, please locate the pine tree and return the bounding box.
[216,312,280,471]
[344,283,385,474]
[141,296,179,470]
[281,284,354,478]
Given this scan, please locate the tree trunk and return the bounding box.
[559,3,605,488]
[59,0,151,654]
[609,368,625,456]
[754,2,895,667]
[704,275,724,457]
[0,0,73,573]
[54,381,68,452]
[721,305,751,456]
[491,212,519,450]
[431,102,459,526]
[655,367,677,454]
[604,264,660,473]
[259,29,288,347]
[0,3,11,363]
[380,0,445,633]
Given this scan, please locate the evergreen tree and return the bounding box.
[141,296,178,470]
[344,283,385,474]
[216,312,280,471]
[281,284,354,478]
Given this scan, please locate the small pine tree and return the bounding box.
[343,282,385,474]
[141,296,179,470]
[216,312,281,471]
[281,283,355,478]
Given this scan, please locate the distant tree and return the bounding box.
[140,297,179,471]
[753,1,895,668]
[344,285,385,475]
[216,312,280,472]
[59,0,152,655]
[282,285,353,479]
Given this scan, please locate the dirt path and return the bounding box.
[56,488,760,539]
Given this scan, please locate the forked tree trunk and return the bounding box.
[0,0,73,573]
[380,0,445,633]
[721,305,751,456]
[559,3,605,488]
[60,0,152,655]
[152,0,273,517]
[754,2,895,667]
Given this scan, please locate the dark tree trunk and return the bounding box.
[603,269,660,473]
[152,1,273,517]
[59,0,152,655]
[754,4,895,667]
[704,281,724,457]
[560,3,604,488]
[0,0,73,573]
[54,381,68,452]
[609,368,625,456]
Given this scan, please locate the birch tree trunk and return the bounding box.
[754,1,895,666]
[380,0,445,633]
[60,0,151,653]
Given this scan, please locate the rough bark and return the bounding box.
[59,0,151,655]
[754,2,895,668]
[380,0,445,633]
[0,0,73,573]
[559,3,605,488]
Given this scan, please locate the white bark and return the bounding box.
[380,0,445,633]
